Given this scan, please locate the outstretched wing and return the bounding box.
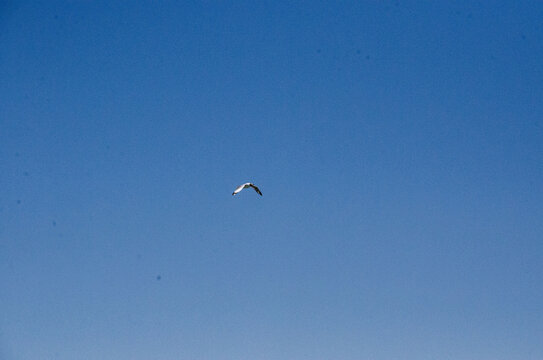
[232,183,247,195]
[249,184,262,196]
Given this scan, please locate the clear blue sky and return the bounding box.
[1,1,542,359]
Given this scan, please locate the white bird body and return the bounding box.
[232,182,262,196]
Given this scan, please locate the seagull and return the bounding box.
[232,182,262,196]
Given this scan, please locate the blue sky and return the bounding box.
[1,1,542,359]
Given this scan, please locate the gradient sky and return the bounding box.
[1,1,543,359]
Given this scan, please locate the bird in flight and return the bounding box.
[232,182,262,196]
